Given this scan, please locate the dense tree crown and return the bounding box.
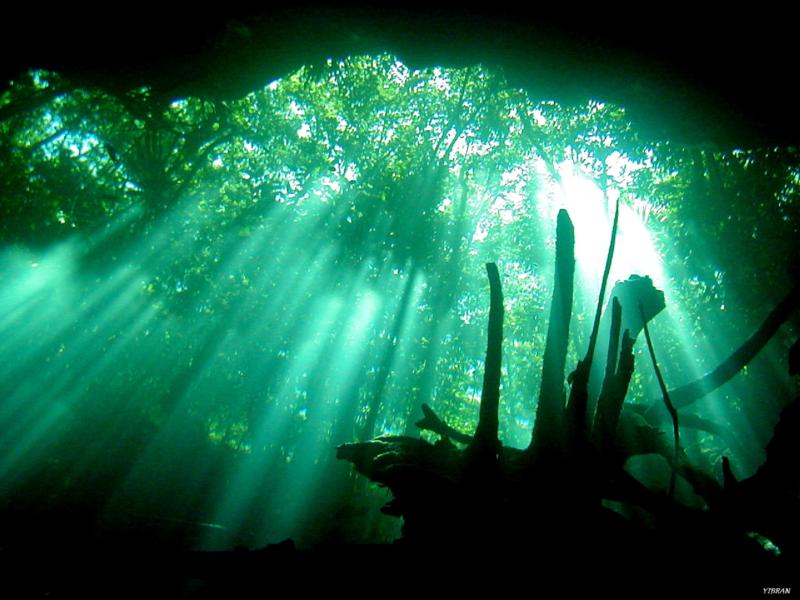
[0,55,798,547]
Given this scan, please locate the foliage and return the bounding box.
[1,55,798,544]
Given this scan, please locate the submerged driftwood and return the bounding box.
[336,209,799,563]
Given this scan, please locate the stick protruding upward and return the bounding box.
[471,262,504,454]
[530,209,575,455]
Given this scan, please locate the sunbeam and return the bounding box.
[1,54,797,585]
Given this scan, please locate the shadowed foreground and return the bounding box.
[3,210,798,598]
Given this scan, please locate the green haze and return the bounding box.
[0,55,797,550]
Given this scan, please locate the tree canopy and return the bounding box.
[0,54,798,549]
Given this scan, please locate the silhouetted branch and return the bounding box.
[585,194,621,372]
[630,404,745,454]
[565,195,620,445]
[415,403,473,445]
[530,209,574,455]
[591,296,622,452]
[640,301,680,498]
[604,297,623,383]
[592,303,635,454]
[471,262,504,454]
[669,284,800,408]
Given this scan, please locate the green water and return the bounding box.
[0,54,797,556]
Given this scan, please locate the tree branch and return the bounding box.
[415,403,473,445]
[565,195,620,445]
[669,284,800,408]
[530,209,574,455]
[640,301,680,498]
[592,301,636,453]
[471,262,504,454]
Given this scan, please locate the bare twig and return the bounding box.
[640,301,680,498]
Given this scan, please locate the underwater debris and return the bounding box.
[639,300,680,498]
[337,208,798,570]
[531,208,574,457]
